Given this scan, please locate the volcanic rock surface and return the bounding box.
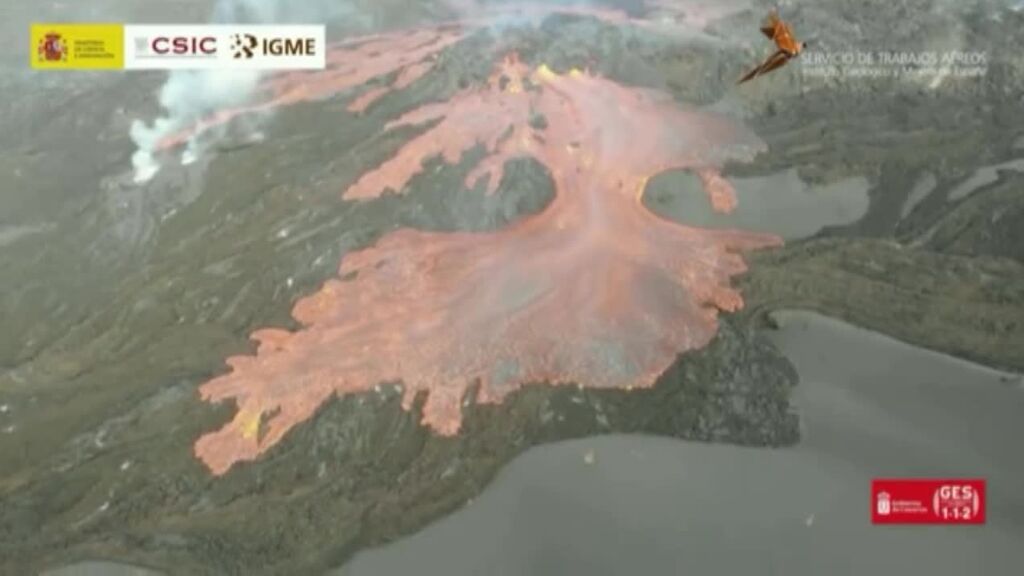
[1,0,1023,574]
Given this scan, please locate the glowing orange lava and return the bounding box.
[155,26,466,151]
[193,55,781,475]
[154,2,745,153]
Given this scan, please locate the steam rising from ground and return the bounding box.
[129,0,363,183]
[130,69,261,181]
[128,0,750,183]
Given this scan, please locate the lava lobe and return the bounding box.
[194,56,780,475]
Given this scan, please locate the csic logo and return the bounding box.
[37,31,67,62]
[230,33,318,59]
[136,35,217,57]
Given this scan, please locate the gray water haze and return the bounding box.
[341,311,1024,576]
[647,168,871,240]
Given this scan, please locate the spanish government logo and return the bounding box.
[30,24,124,69]
[37,31,67,62]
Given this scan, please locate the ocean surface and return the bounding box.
[340,310,1024,576]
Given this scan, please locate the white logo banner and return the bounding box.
[123,25,325,70]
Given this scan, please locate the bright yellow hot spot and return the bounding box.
[534,63,556,81]
[238,409,262,440]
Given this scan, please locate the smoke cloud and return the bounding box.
[129,0,363,184]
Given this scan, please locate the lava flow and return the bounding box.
[154,2,745,154]
[155,26,466,152]
[193,54,780,475]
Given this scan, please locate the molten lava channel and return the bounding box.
[155,26,466,151]
[156,1,748,154]
[193,56,781,476]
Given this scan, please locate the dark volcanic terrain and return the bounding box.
[1,0,1022,574]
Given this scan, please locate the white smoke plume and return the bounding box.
[130,68,261,182]
[129,0,362,184]
[128,0,652,183]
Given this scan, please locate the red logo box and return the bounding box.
[872,478,986,524]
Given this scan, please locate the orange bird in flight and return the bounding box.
[738,9,807,84]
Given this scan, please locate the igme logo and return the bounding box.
[230,33,258,59]
[230,33,318,59]
[264,37,318,56]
